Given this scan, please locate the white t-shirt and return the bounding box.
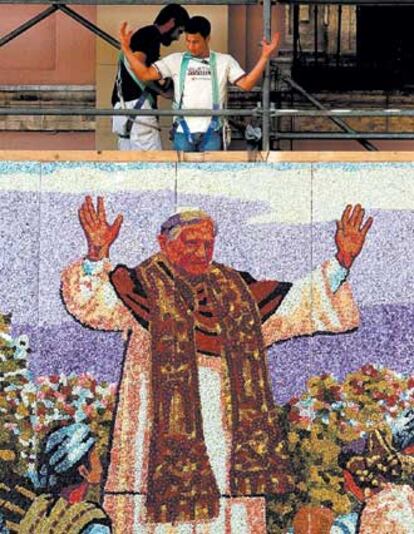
[154,51,246,133]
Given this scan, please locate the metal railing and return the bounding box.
[0,0,274,150]
[279,0,414,4]
[4,107,414,117]
[2,1,414,150]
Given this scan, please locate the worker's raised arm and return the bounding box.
[236,33,280,91]
[119,22,161,82]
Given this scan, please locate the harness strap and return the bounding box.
[116,53,154,139]
[174,52,221,146]
[119,52,154,107]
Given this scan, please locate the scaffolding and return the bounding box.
[2,0,414,151]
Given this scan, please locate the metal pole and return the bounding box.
[4,106,414,118]
[0,0,259,3]
[293,4,299,63]
[0,5,58,48]
[314,5,318,65]
[283,75,378,151]
[262,0,272,151]
[273,132,414,140]
[336,4,342,66]
[275,0,414,4]
[0,107,259,117]
[272,109,414,117]
[56,4,119,49]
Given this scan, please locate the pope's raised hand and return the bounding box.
[78,196,123,261]
[335,204,373,270]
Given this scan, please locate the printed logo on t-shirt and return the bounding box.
[178,58,219,133]
[187,64,211,80]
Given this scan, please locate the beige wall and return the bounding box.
[96,5,229,150]
[0,5,96,85]
[228,4,285,71]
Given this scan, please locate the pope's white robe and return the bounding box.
[61,257,359,534]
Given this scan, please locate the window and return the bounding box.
[286,4,414,90]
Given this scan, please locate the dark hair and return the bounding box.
[154,4,190,28]
[185,16,211,38]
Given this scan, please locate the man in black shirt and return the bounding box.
[112,4,189,151]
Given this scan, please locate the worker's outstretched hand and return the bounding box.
[335,204,373,270]
[260,32,281,60]
[79,196,123,261]
[119,21,133,53]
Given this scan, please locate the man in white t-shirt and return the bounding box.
[119,16,280,151]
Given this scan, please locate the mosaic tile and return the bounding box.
[1,158,413,534]
[37,162,176,381]
[312,162,414,378]
[0,161,41,347]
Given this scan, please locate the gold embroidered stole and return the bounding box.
[138,257,220,523]
[134,255,293,523]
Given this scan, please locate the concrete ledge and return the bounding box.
[1,150,414,162]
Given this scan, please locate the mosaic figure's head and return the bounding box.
[158,209,217,276]
[35,422,102,493]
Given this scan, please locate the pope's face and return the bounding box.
[158,220,215,276]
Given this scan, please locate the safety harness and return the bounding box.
[173,51,222,149]
[115,53,157,139]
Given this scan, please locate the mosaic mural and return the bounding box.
[0,160,413,533]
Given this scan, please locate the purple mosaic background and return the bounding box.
[2,189,413,404]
